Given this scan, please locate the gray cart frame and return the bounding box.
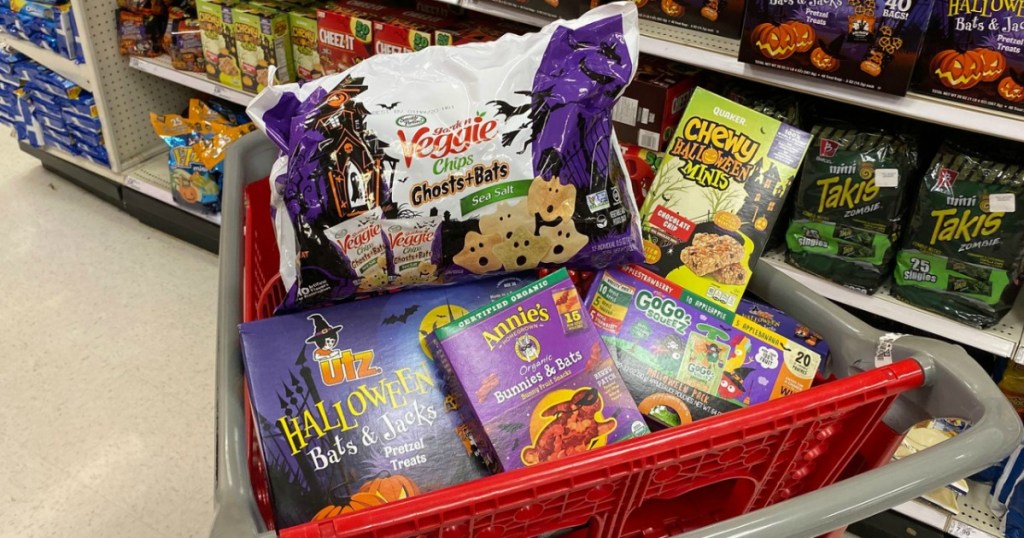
[212,132,1024,538]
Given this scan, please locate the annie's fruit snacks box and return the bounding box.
[429,269,649,473]
[640,88,811,313]
[585,265,821,427]
[316,2,381,75]
[588,0,745,39]
[232,3,294,93]
[197,0,242,89]
[911,0,1024,116]
[613,55,700,152]
[738,0,935,95]
[240,275,532,527]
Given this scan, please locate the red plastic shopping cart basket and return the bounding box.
[212,132,1022,538]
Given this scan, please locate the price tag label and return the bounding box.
[211,85,228,97]
[990,193,1016,213]
[875,168,899,188]
[947,520,986,538]
[124,176,142,192]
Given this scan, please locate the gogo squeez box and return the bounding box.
[738,0,935,95]
[239,275,530,527]
[640,88,811,313]
[585,266,821,427]
[429,269,649,473]
[911,0,1024,116]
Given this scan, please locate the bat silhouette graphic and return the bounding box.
[382,305,420,325]
[579,59,616,84]
[379,102,400,110]
[488,99,531,120]
[599,42,621,62]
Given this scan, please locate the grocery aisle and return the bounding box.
[0,133,216,537]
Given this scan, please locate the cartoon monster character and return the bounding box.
[649,333,685,373]
[306,313,344,361]
[521,388,616,465]
[719,367,754,400]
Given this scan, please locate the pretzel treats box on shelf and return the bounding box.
[428,269,649,473]
[588,0,746,39]
[738,0,936,95]
[239,275,533,528]
[584,265,822,427]
[639,87,811,313]
[911,0,1024,116]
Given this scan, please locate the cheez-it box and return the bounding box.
[316,4,377,76]
[373,9,448,55]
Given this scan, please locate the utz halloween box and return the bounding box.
[585,265,822,427]
[239,275,533,527]
[588,0,745,39]
[640,88,811,313]
[429,269,649,472]
[738,0,935,95]
[911,0,1024,116]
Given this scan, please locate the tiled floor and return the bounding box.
[0,133,218,537]
[0,132,869,537]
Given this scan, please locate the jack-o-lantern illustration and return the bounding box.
[700,0,719,21]
[973,48,1006,82]
[661,0,684,17]
[752,23,797,60]
[784,21,815,53]
[999,74,1024,103]
[931,49,984,90]
[358,473,421,502]
[810,46,839,72]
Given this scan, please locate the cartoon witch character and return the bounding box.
[306,314,344,362]
[719,367,754,400]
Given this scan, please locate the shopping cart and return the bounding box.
[212,132,1024,538]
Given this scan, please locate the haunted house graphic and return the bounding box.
[737,157,784,233]
[313,77,397,219]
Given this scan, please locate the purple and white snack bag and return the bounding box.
[247,3,644,312]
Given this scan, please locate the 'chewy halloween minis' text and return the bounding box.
[239,275,530,527]
[429,269,649,472]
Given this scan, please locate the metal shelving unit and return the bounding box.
[892,481,1004,538]
[128,55,254,107]
[761,252,1024,360]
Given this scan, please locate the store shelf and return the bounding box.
[124,153,221,225]
[0,32,92,92]
[127,55,254,107]
[455,1,1024,144]
[37,144,121,183]
[893,481,1003,538]
[761,252,1024,359]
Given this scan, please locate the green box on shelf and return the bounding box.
[197,0,242,89]
[232,3,295,93]
[289,7,323,82]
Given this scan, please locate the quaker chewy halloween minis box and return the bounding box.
[911,0,1024,116]
[240,275,531,527]
[738,0,935,95]
[639,88,811,313]
[584,266,821,427]
[429,268,649,473]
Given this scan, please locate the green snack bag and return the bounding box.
[892,141,1024,328]
[785,123,918,294]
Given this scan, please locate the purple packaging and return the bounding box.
[735,297,831,375]
[584,266,822,428]
[239,274,530,528]
[429,268,649,473]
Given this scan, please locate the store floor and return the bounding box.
[0,134,870,537]
[0,133,217,537]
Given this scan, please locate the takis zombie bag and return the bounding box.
[248,3,645,312]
